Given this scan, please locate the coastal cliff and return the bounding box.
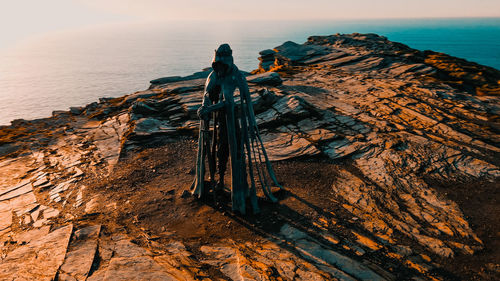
[1,33,499,280]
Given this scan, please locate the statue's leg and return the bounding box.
[217,114,229,190]
[225,107,246,214]
[235,119,248,193]
[256,131,283,189]
[191,120,207,197]
[210,112,218,183]
[239,103,259,214]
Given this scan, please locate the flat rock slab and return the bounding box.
[279,224,387,281]
[103,256,178,281]
[134,118,176,136]
[0,157,34,189]
[100,237,185,281]
[156,78,206,94]
[261,132,320,161]
[0,224,73,281]
[59,225,101,281]
[247,72,283,86]
[13,226,51,245]
[150,70,211,86]
[0,179,32,200]
[201,246,253,281]
[0,156,38,234]
[0,191,38,233]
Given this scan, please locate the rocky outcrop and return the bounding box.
[1,33,499,280]
[247,72,283,86]
[255,33,500,96]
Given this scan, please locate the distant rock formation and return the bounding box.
[255,33,500,96]
[1,33,499,280]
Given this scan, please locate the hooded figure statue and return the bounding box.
[190,43,281,214]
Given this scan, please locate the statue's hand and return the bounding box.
[197,106,209,120]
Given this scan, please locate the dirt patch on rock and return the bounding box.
[429,177,500,280]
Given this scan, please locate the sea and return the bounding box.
[1,18,499,125]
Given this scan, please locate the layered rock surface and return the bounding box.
[0,33,499,280]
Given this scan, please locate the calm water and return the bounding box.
[1,18,499,125]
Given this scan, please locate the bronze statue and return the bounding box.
[191,43,281,214]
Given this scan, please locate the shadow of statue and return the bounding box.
[194,182,431,281]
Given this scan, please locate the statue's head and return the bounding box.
[212,44,234,76]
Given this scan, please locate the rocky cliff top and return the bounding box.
[1,33,499,280]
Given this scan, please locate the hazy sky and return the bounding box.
[1,0,500,49]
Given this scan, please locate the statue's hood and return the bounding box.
[212,44,234,76]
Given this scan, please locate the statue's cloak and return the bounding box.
[191,57,281,214]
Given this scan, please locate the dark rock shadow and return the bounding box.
[194,186,440,280]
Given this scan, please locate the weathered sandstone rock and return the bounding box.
[0,33,498,280]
